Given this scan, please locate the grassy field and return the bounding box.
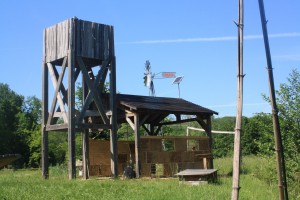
[0,156,295,200]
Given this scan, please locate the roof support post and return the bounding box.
[134,113,141,178]
[206,116,214,169]
[196,116,214,169]
[82,80,89,180]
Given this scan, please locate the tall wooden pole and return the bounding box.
[258,1,288,199]
[231,0,244,199]
[42,60,49,179]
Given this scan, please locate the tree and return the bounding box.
[212,117,235,157]
[273,69,300,179]
[242,113,273,156]
[0,83,24,155]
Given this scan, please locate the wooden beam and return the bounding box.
[47,62,68,125]
[197,118,209,132]
[142,124,151,135]
[109,52,118,178]
[79,124,111,130]
[77,61,109,124]
[41,61,49,179]
[82,79,89,180]
[52,66,81,125]
[158,117,199,126]
[46,123,68,131]
[47,61,68,123]
[126,116,135,131]
[82,128,89,179]
[77,56,109,124]
[140,114,150,125]
[68,23,76,179]
[51,58,68,105]
[154,124,162,136]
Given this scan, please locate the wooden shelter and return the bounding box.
[42,18,117,179]
[89,94,218,178]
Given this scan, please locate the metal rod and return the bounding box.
[231,0,244,199]
[258,0,288,199]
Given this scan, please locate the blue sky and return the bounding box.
[0,0,299,117]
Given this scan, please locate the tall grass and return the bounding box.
[1,156,297,199]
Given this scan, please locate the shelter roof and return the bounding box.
[117,94,218,116]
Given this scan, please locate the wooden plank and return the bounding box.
[103,25,109,60]
[56,20,69,59]
[140,136,209,140]
[46,123,68,131]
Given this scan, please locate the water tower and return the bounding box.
[41,18,118,179]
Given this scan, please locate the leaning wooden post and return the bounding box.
[67,19,76,180]
[258,1,288,199]
[134,113,141,178]
[41,59,49,179]
[232,0,244,199]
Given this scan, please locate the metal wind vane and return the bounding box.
[143,60,178,97]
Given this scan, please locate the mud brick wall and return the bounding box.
[89,136,212,177]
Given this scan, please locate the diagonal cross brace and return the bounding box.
[77,62,108,123]
[77,57,110,125]
[47,57,68,125]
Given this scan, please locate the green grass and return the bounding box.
[0,156,296,200]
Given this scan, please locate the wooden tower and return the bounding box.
[41,18,118,179]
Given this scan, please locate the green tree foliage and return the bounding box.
[15,96,41,167]
[211,117,235,157]
[242,113,274,156]
[0,83,24,157]
[275,69,300,179]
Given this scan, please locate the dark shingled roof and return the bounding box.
[117,94,218,115]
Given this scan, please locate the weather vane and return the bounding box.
[143,60,183,97]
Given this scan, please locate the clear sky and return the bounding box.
[0,0,299,117]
